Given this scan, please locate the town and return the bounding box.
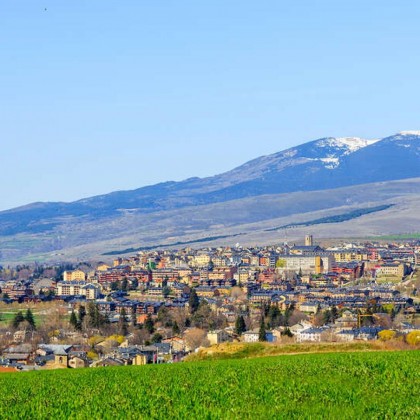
[0,235,419,371]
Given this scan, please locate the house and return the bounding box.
[299,301,320,314]
[242,330,274,343]
[92,357,125,367]
[242,330,259,343]
[36,344,73,369]
[354,327,383,341]
[334,310,358,331]
[207,330,231,345]
[289,321,312,335]
[68,352,89,368]
[162,336,186,352]
[2,344,32,365]
[296,327,328,343]
[13,330,31,343]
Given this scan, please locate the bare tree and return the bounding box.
[184,328,209,351]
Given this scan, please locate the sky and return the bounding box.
[1,1,420,210]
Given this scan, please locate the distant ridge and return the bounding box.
[0,132,419,261]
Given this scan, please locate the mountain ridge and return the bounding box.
[1,132,419,262]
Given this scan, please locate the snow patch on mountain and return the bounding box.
[398,131,420,136]
[320,157,340,169]
[316,137,379,153]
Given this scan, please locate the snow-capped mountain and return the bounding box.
[0,131,419,259]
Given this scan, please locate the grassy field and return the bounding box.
[0,350,419,419]
[0,312,46,328]
[185,341,383,361]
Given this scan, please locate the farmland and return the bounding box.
[0,350,419,419]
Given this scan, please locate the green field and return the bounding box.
[0,311,47,328]
[0,350,419,419]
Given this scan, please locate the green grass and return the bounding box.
[0,311,47,328]
[0,350,419,419]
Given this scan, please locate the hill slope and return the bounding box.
[1,132,420,261]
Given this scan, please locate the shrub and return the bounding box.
[405,330,420,346]
[378,330,396,341]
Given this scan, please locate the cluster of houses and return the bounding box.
[0,237,419,371]
[0,341,179,371]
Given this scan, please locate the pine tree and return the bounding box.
[235,315,246,335]
[144,314,155,334]
[119,308,129,336]
[78,305,86,325]
[86,302,105,329]
[331,305,339,323]
[267,305,281,328]
[121,278,128,292]
[258,317,267,342]
[11,311,24,329]
[69,310,78,330]
[188,289,199,314]
[25,308,36,330]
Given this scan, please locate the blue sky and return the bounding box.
[1,1,420,210]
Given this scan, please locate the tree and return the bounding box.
[258,317,267,342]
[130,278,139,290]
[121,277,128,292]
[144,314,155,334]
[188,289,200,314]
[162,286,171,298]
[69,310,78,330]
[267,305,282,328]
[184,328,208,351]
[157,306,172,327]
[191,302,212,329]
[11,311,24,329]
[25,308,36,330]
[119,308,129,336]
[282,327,293,337]
[86,302,107,329]
[330,305,339,322]
[78,305,86,326]
[172,321,180,335]
[151,333,163,343]
[284,303,295,326]
[406,330,420,346]
[235,315,246,335]
[110,281,118,291]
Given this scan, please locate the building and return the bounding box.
[296,327,328,342]
[276,254,333,275]
[242,330,274,343]
[375,263,407,278]
[63,270,86,282]
[207,330,230,345]
[56,281,100,299]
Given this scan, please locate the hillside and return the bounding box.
[1,131,420,262]
[0,351,418,418]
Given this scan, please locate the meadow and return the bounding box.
[0,350,419,419]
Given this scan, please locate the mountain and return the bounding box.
[1,132,419,262]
